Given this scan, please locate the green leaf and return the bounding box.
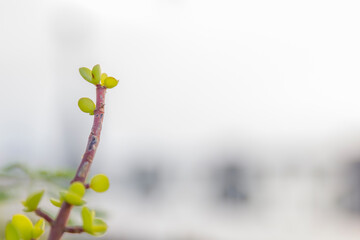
[91,218,107,236]
[11,214,33,240]
[81,206,94,233]
[92,64,101,85]
[61,183,86,206]
[100,73,108,86]
[50,198,63,208]
[63,192,86,206]
[5,221,20,240]
[90,174,110,193]
[69,182,86,197]
[78,98,96,115]
[32,218,45,239]
[103,77,119,89]
[79,67,94,84]
[60,191,84,206]
[81,206,107,236]
[22,190,44,212]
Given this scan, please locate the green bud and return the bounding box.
[61,191,86,206]
[90,174,110,193]
[78,97,96,115]
[100,73,108,86]
[62,182,86,206]
[11,214,33,240]
[103,77,119,89]
[92,64,101,85]
[79,67,93,84]
[5,221,20,240]
[32,219,45,239]
[22,190,44,212]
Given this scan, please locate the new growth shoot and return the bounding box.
[4,64,119,240]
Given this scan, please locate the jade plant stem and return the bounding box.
[48,85,106,240]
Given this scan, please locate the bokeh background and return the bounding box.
[2,0,360,239]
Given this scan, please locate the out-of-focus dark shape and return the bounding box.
[211,156,250,205]
[339,160,360,215]
[129,163,163,199]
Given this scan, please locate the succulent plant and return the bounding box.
[4,64,119,240]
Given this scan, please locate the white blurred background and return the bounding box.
[2,0,360,239]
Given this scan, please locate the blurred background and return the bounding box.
[2,0,360,239]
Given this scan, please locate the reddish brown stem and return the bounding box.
[48,85,106,240]
[35,208,54,225]
[64,226,84,233]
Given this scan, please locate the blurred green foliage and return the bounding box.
[0,163,75,204]
[0,163,107,239]
[0,163,75,239]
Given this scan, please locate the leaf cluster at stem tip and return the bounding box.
[78,64,119,115]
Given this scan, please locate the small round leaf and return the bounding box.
[11,214,33,240]
[79,67,93,84]
[78,98,96,115]
[92,64,101,85]
[103,77,119,89]
[100,73,108,86]
[69,182,86,197]
[90,174,110,193]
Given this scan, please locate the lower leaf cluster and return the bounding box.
[4,174,110,239]
[5,215,44,240]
